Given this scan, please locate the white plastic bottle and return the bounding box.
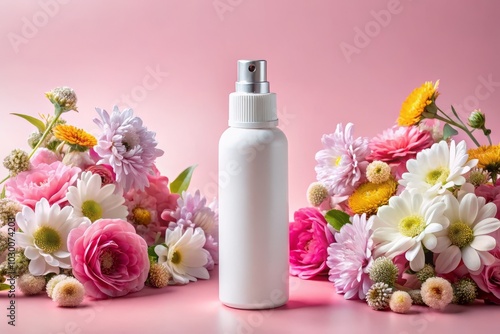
[219,60,289,309]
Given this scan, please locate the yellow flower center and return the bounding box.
[332,156,342,166]
[425,167,449,186]
[448,221,474,248]
[399,215,425,237]
[348,178,398,216]
[100,250,115,274]
[171,250,182,265]
[33,225,62,254]
[81,200,103,222]
[132,207,152,226]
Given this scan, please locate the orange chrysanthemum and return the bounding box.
[397,80,440,126]
[53,124,97,148]
[348,178,398,216]
[468,144,500,177]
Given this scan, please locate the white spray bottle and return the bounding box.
[219,60,289,309]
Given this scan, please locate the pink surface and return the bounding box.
[1,270,499,334]
[1,0,500,215]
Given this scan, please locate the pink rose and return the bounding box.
[5,161,80,209]
[289,208,335,279]
[146,166,179,226]
[471,259,500,304]
[68,219,150,299]
[475,181,500,220]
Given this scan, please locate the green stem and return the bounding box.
[486,133,493,145]
[0,107,61,186]
[431,114,481,147]
[28,114,60,159]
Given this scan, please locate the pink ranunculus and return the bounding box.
[289,207,335,279]
[475,180,500,220]
[5,161,80,209]
[85,164,116,186]
[471,259,500,304]
[68,219,150,299]
[30,148,60,167]
[367,125,434,177]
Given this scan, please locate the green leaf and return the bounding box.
[325,209,351,231]
[443,123,458,139]
[0,186,5,199]
[11,113,46,133]
[169,165,197,194]
[0,283,11,291]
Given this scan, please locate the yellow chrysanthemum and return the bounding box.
[53,124,97,148]
[468,144,500,179]
[397,80,440,126]
[348,178,398,216]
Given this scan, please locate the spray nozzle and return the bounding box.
[235,60,270,93]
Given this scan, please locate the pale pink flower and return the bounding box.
[5,161,80,209]
[289,208,335,279]
[315,123,370,198]
[124,189,161,246]
[471,259,500,304]
[68,218,150,299]
[367,125,434,177]
[420,277,453,310]
[326,214,374,300]
[146,166,179,227]
[93,107,163,192]
[30,148,60,167]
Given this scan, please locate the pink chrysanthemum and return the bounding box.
[327,214,374,299]
[367,125,434,177]
[93,107,163,192]
[163,190,218,269]
[315,123,370,198]
[5,161,80,209]
[125,190,161,246]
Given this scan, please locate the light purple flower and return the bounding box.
[93,106,163,192]
[163,190,218,269]
[315,123,370,198]
[327,214,374,300]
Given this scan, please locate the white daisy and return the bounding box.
[372,190,448,271]
[434,193,500,274]
[155,226,209,284]
[400,140,477,196]
[15,199,83,275]
[66,171,128,222]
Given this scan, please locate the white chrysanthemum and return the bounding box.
[372,190,448,271]
[66,171,128,222]
[434,193,500,274]
[155,226,209,284]
[400,140,477,196]
[15,199,82,275]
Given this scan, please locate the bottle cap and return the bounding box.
[229,60,277,128]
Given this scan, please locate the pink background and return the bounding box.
[1,0,500,215]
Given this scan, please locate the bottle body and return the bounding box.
[218,126,289,309]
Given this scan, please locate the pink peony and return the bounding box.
[68,219,150,299]
[471,259,500,304]
[30,148,60,167]
[367,125,434,177]
[289,208,335,279]
[475,180,500,220]
[5,161,80,209]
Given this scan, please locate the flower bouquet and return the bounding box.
[290,81,500,312]
[0,87,218,307]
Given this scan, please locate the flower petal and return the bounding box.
[435,245,461,273]
[470,235,496,251]
[462,246,481,272]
